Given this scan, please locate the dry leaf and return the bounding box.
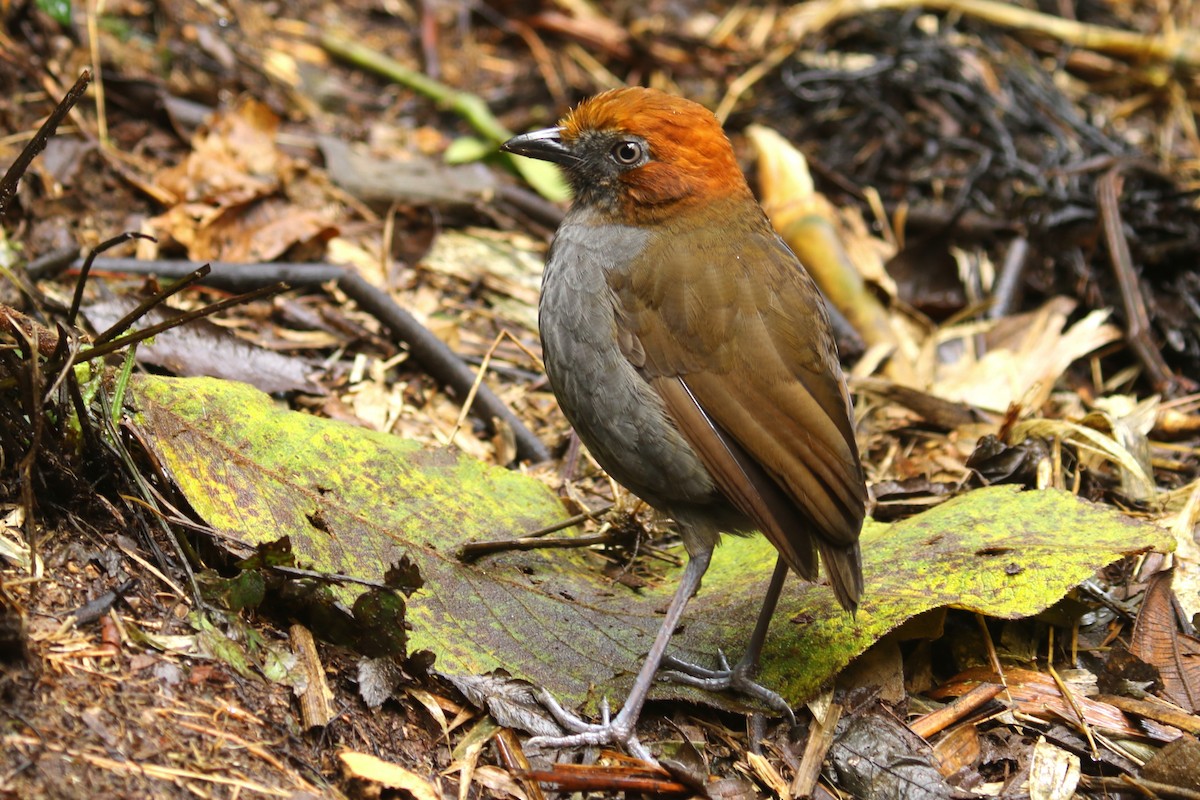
[1027,736,1079,800]
[931,298,1120,412]
[1131,569,1200,712]
[340,751,441,799]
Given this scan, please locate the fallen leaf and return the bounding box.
[339,751,440,799]
[1142,733,1200,789]
[146,98,339,262]
[934,667,1182,742]
[1027,736,1079,800]
[133,375,1173,715]
[1131,569,1200,712]
[931,297,1121,413]
[85,296,322,395]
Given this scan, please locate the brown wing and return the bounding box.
[610,216,867,609]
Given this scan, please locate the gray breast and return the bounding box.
[538,220,718,509]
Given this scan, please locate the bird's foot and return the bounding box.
[526,690,656,764]
[659,651,796,724]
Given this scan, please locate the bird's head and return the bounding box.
[502,87,752,225]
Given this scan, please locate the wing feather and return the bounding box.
[611,217,867,608]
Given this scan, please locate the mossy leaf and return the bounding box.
[133,375,1171,712]
[691,486,1172,705]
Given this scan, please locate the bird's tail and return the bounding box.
[817,539,862,614]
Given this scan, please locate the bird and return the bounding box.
[501,87,867,762]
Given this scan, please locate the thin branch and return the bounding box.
[38,257,550,464]
[717,0,1199,120]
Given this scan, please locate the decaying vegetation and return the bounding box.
[2,1,1199,797]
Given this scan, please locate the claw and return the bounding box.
[661,654,722,681]
[536,688,592,731]
[527,690,656,764]
[522,552,716,768]
[658,654,797,725]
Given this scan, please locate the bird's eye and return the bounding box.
[610,140,644,166]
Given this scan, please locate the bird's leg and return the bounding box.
[526,547,713,763]
[659,555,795,721]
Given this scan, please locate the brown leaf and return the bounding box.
[189,199,337,262]
[1130,569,1200,712]
[1142,733,1200,789]
[933,667,1182,742]
[147,98,339,262]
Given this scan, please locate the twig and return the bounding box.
[1079,774,1200,800]
[31,257,550,464]
[717,0,1200,121]
[11,325,45,550]
[66,279,289,367]
[0,70,91,215]
[909,682,1004,739]
[1046,628,1098,759]
[24,246,81,282]
[493,728,548,800]
[457,503,613,560]
[319,30,567,202]
[290,624,334,728]
[988,236,1029,320]
[459,530,619,560]
[450,330,506,450]
[68,233,153,326]
[111,412,204,607]
[85,0,108,146]
[270,565,392,590]
[517,762,684,795]
[1094,693,1200,735]
[852,378,988,430]
[791,702,842,796]
[1096,168,1188,393]
[975,613,1016,714]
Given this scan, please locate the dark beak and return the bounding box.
[500,127,577,166]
